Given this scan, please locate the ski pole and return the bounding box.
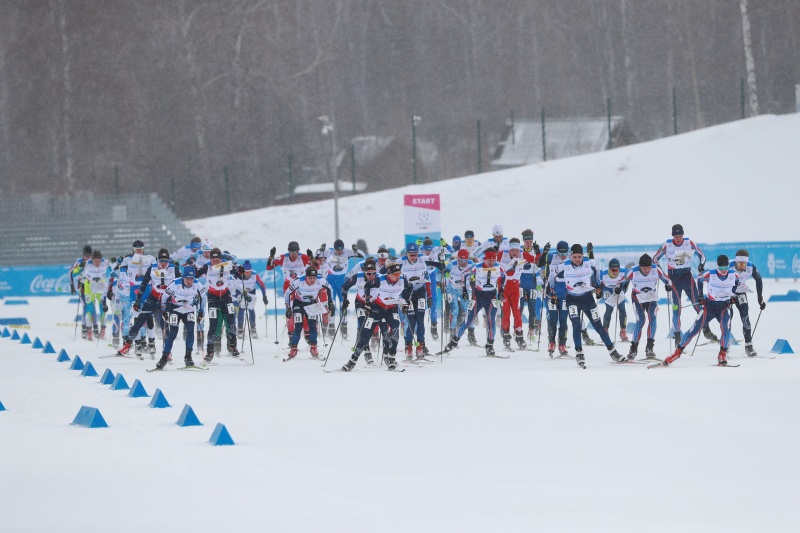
[272,271,280,344]
[73,288,83,341]
[751,306,764,340]
[322,312,347,368]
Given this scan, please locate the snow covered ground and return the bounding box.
[188,113,800,256]
[1,281,798,532]
[3,114,800,531]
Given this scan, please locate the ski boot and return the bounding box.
[745,343,757,357]
[364,351,374,365]
[533,319,541,337]
[608,346,625,362]
[717,348,728,366]
[441,337,459,354]
[237,329,244,340]
[155,353,169,370]
[341,322,349,340]
[581,329,596,346]
[251,329,259,339]
[619,328,629,342]
[148,338,157,356]
[547,339,556,357]
[117,337,132,355]
[431,322,439,341]
[673,331,682,345]
[86,327,94,341]
[386,353,398,371]
[99,325,106,340]
[702,325,719,343]
[227,342,240,358]
[645,338,657,359]
[467,328,479,346]
[370,334,379,353]
[575,350,586,369]
[341,357,357,372]
[184,350,195,368]
[415,342,429,360]
[515,331,527,350]
[286,345,298,360]
[558,343,568,356]
[404,344,413,361]
[134,339,144,359]
[664,346,684,366]
[627,342,639,360]
[309,344,319,358]
[502,330,512,350]
[112,335,120,349]
[485,342,496,356]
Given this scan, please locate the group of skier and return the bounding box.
[68,221,766,371]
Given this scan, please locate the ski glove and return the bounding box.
[306,249,313,259]
[132,300,141,311]
[533,242,540,255]
[102,302,108,313]
[614,285,622,294]
[439,238,447,247]
[426,297,432,310]
[550,294,558,305]
[542,242,551,256]
[285,308,292,319]
[341,298,350,312]
[71,285,76,295]
[320,243,326,252]
[586,242,594,259]
[698,263,705,273]
[351,244,359,253]
[244,293,252,303]
[269,247,277,258]
[328,301,335,313]
[758,295,766,310]
[595,287,603,299]
[698,297,705,307]
[665,284,673,292]
[262,296,268,305]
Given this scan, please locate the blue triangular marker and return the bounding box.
[56,349,71,362]
[69,355,85,371]
[81,361,98,377]
[11,330,20,340]
[0,400,6,412]
[770,339,794,355]
[176,404,202,426]
[127,379,149,398]
[71,406,108,428]
[149,388,171,408]
[32,337,43,349]
[110,373,129,390]
[20,333,31,344]
[209,423,235,446]
[99,368,115,385]
[1,327,9,337]
[44,342,57,354]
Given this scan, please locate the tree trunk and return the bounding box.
[57,0,75,192]
[739,0,759,116]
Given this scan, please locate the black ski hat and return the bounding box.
[83,245,92,255]
[305,267,318,277]
[157,248,170,261]
[571,243,583,255]
[522,229,534,240]
[288,241,300,252]
[386,261,402,275]
[672,224,684,236]
[609,258,620,269]
[639,254,653,267]
[557,241,569,254]
[132,240,144,249]
[464,230,475,239]
[210,248,222,259]
[334,239,345,250]
[717,254,730,268]
[91,250,102,260]
[362,258,377,272]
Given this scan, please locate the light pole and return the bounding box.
[319,115,339,239]
[412,115,421,184]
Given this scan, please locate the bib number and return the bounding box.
[468,300,476,311]
[169,313,179,326]
[85,295,92,304]
[417,298,427,310]
[568,305,578,318]
[187,313,196,323]
[293,312,303,324]
[209,308,217,318]
[357,307,366,318]
[737,294,747,305]
[365,318,374,329]
[590,307,600,322]
[227,303,235,314]
[548,300,557,311]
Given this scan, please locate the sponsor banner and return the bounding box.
[404,194,441,248]
[592,241,800,279]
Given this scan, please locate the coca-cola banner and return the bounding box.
[0,265,75,297]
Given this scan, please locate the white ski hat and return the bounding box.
[492,224,503,237]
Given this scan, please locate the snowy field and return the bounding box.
[3,114,800,532]
[1,279,798,532]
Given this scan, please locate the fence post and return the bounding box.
[224,166,231,214]
[288,155,294,203]
[672,88,678,135]
[350,143,356,194]
[510,110,515,145]
[606,98,612,148]
[740,77,746,119]
[114,166,119,195]
[171,176,176,210]
[541,107,547,162]
[476,120,482,174]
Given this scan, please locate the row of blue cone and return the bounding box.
[0,326,235,445]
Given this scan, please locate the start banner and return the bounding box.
[403,194,441,248]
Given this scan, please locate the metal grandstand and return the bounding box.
[0,193,194,266]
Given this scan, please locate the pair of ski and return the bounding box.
[646,361,740,369]
[146,365,208,372]
[611,357,663,366]
[324,363,405,373]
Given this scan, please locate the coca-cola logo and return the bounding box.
[30,273,72,294]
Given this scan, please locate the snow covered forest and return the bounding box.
[1,0,798,214]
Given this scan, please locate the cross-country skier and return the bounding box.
[341,260,411,371]
[445,249,474,338]
[653,224,717,344]
[341,257,383,364]
[194,248,243,361]
[77,250,111,341]
[155,265,205,369]
[268,241,310,342]
[172,237,202,265]
[323,239,364,340]
[477,224,509,256]
[664,254,739,366]
[598,258,629,341]
[117,248,180,358]
[462,230,482,260]
[440,248,505,356]
[554,244,625,368]
[399,242,432,359]
[69,245,93,296]
[233,260,268,339]
[498,238,527,349]
[617,254,671,360]
[519,229,543,341]
[730,249,766,356]
[284,265,329,359]
[542,240,570,356]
